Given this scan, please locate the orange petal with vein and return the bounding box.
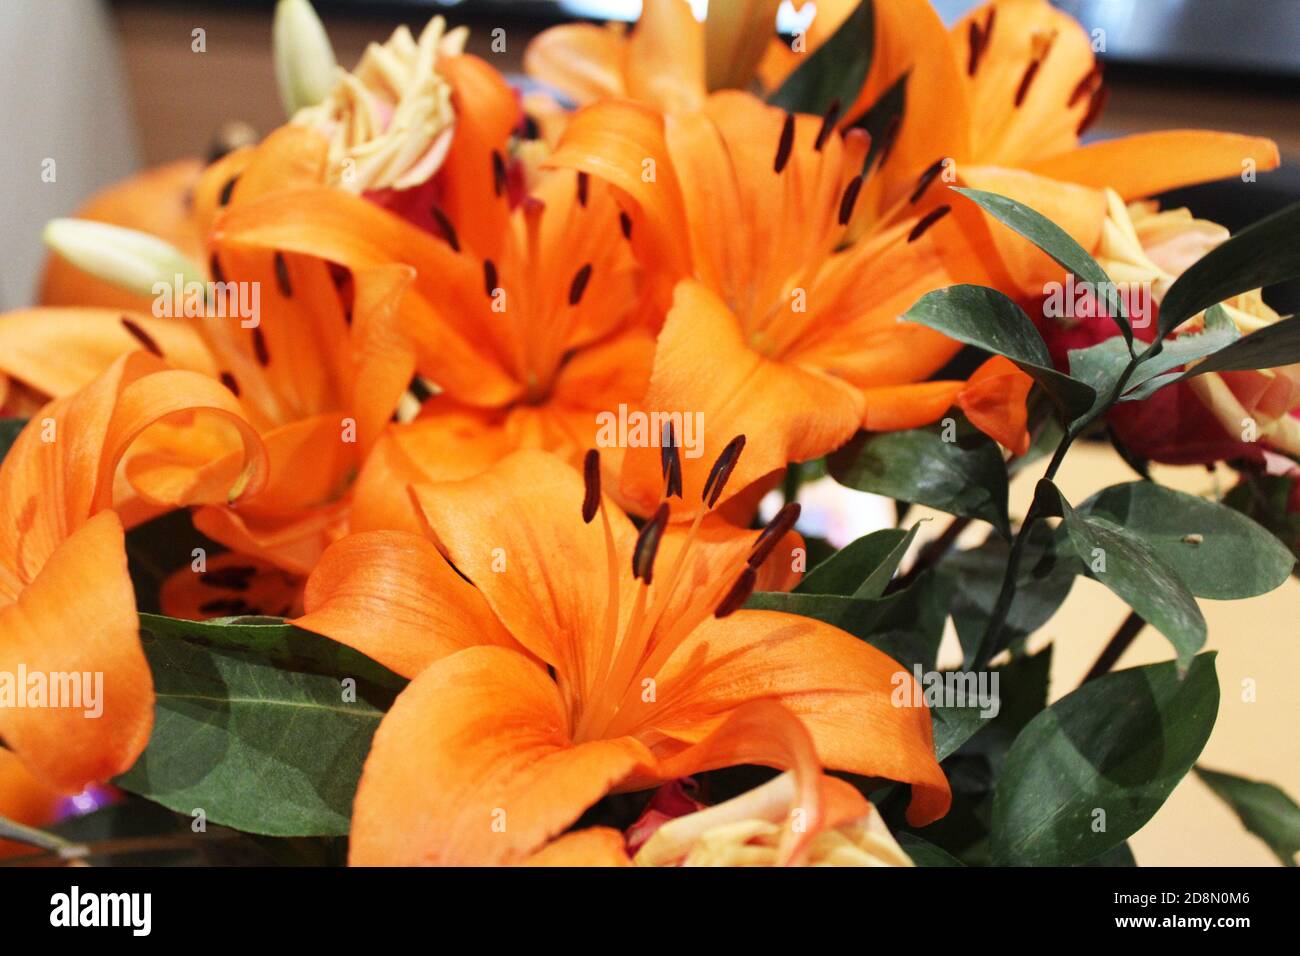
[297,530,519,679]
[348,645,652,866]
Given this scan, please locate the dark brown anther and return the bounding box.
[967,20,985,76]
[774,112,796,174]
[250,326,270,366]
[568,263,593,306]
[119,316,162,357]
[876,114,902,167]
[582,449,601,524]
[218,174,239,208]
[838,174,864,227]
[1014,58,1042,108]
[577,171,590,207]
[220,371,240,396]
[491,150,507,197]
[483,259,499,297]
[909,158,946,205]
[908,204,951,243]
[749,502,801,570]
[714,566,758,619]
[632,503,670,584]
[660,422,683,499]
[1068,64,1103,107]
[814,98,842,152]
[702,434,745,508]
[273,251,293,297]
[209,252,226,285]
[430,206,460,252]
[619,211,633,240]
[200,565,257,590]
[1076,84,1110,136]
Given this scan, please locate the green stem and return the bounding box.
[977,341,1150,666]
[891,515,971,592]
[0,814,86,859]
[1081,610,1146,684]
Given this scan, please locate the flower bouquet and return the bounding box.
[2,0,1298,880]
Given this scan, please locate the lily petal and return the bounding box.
[0,511,151,793]
[1023,130,1281,200]
[642,609,952,826]
[0,308,216,400]
[411,450,638,686]
[620,280,865,517]
[348,645,653,865]
[297,530,519,678]
[524,22,627,105]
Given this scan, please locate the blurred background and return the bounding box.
[1,0,1296,864]
[3,0,1298,306]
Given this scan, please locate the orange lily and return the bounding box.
[549,90,1034,517]
[787,0,1281,290]
[214,124,653,535]
[0,352,267,792]
[7,34,521,584]
[294,448,950,865]
[1,124,419,597]
[532,0,1279,294]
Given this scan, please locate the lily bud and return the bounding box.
[273,0,338,116]
[42,219,205,299]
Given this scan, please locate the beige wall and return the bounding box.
[911,444,1298,866]
[1022,446,1298,867]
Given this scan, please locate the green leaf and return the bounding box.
[905,285,1095,418]
[828,421,1011,537]
[1172,311,1300,380]
[1158,200,1300,337]
[896,832,965,866]
[749,570,949,674]
[1195,766,1300,867]
[1223,472,1300,566]
[1041,480,1206,672]
[1079,841,1137,867]
[932,695,995,762]
[796,525,920,598]
[1067,337,1129,415]
[1064,307,1236,411]
[1078,481,1295,599]
[955,186,1129,343]
[768,0,873,117]
[116,614,405,836]
[1120,304,1240,400]
[943,523,1080,667]
[0,417,26,462]
[991,654,1219,866]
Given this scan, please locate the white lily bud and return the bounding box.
[43,218,205,298]
[273,0,338,117]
